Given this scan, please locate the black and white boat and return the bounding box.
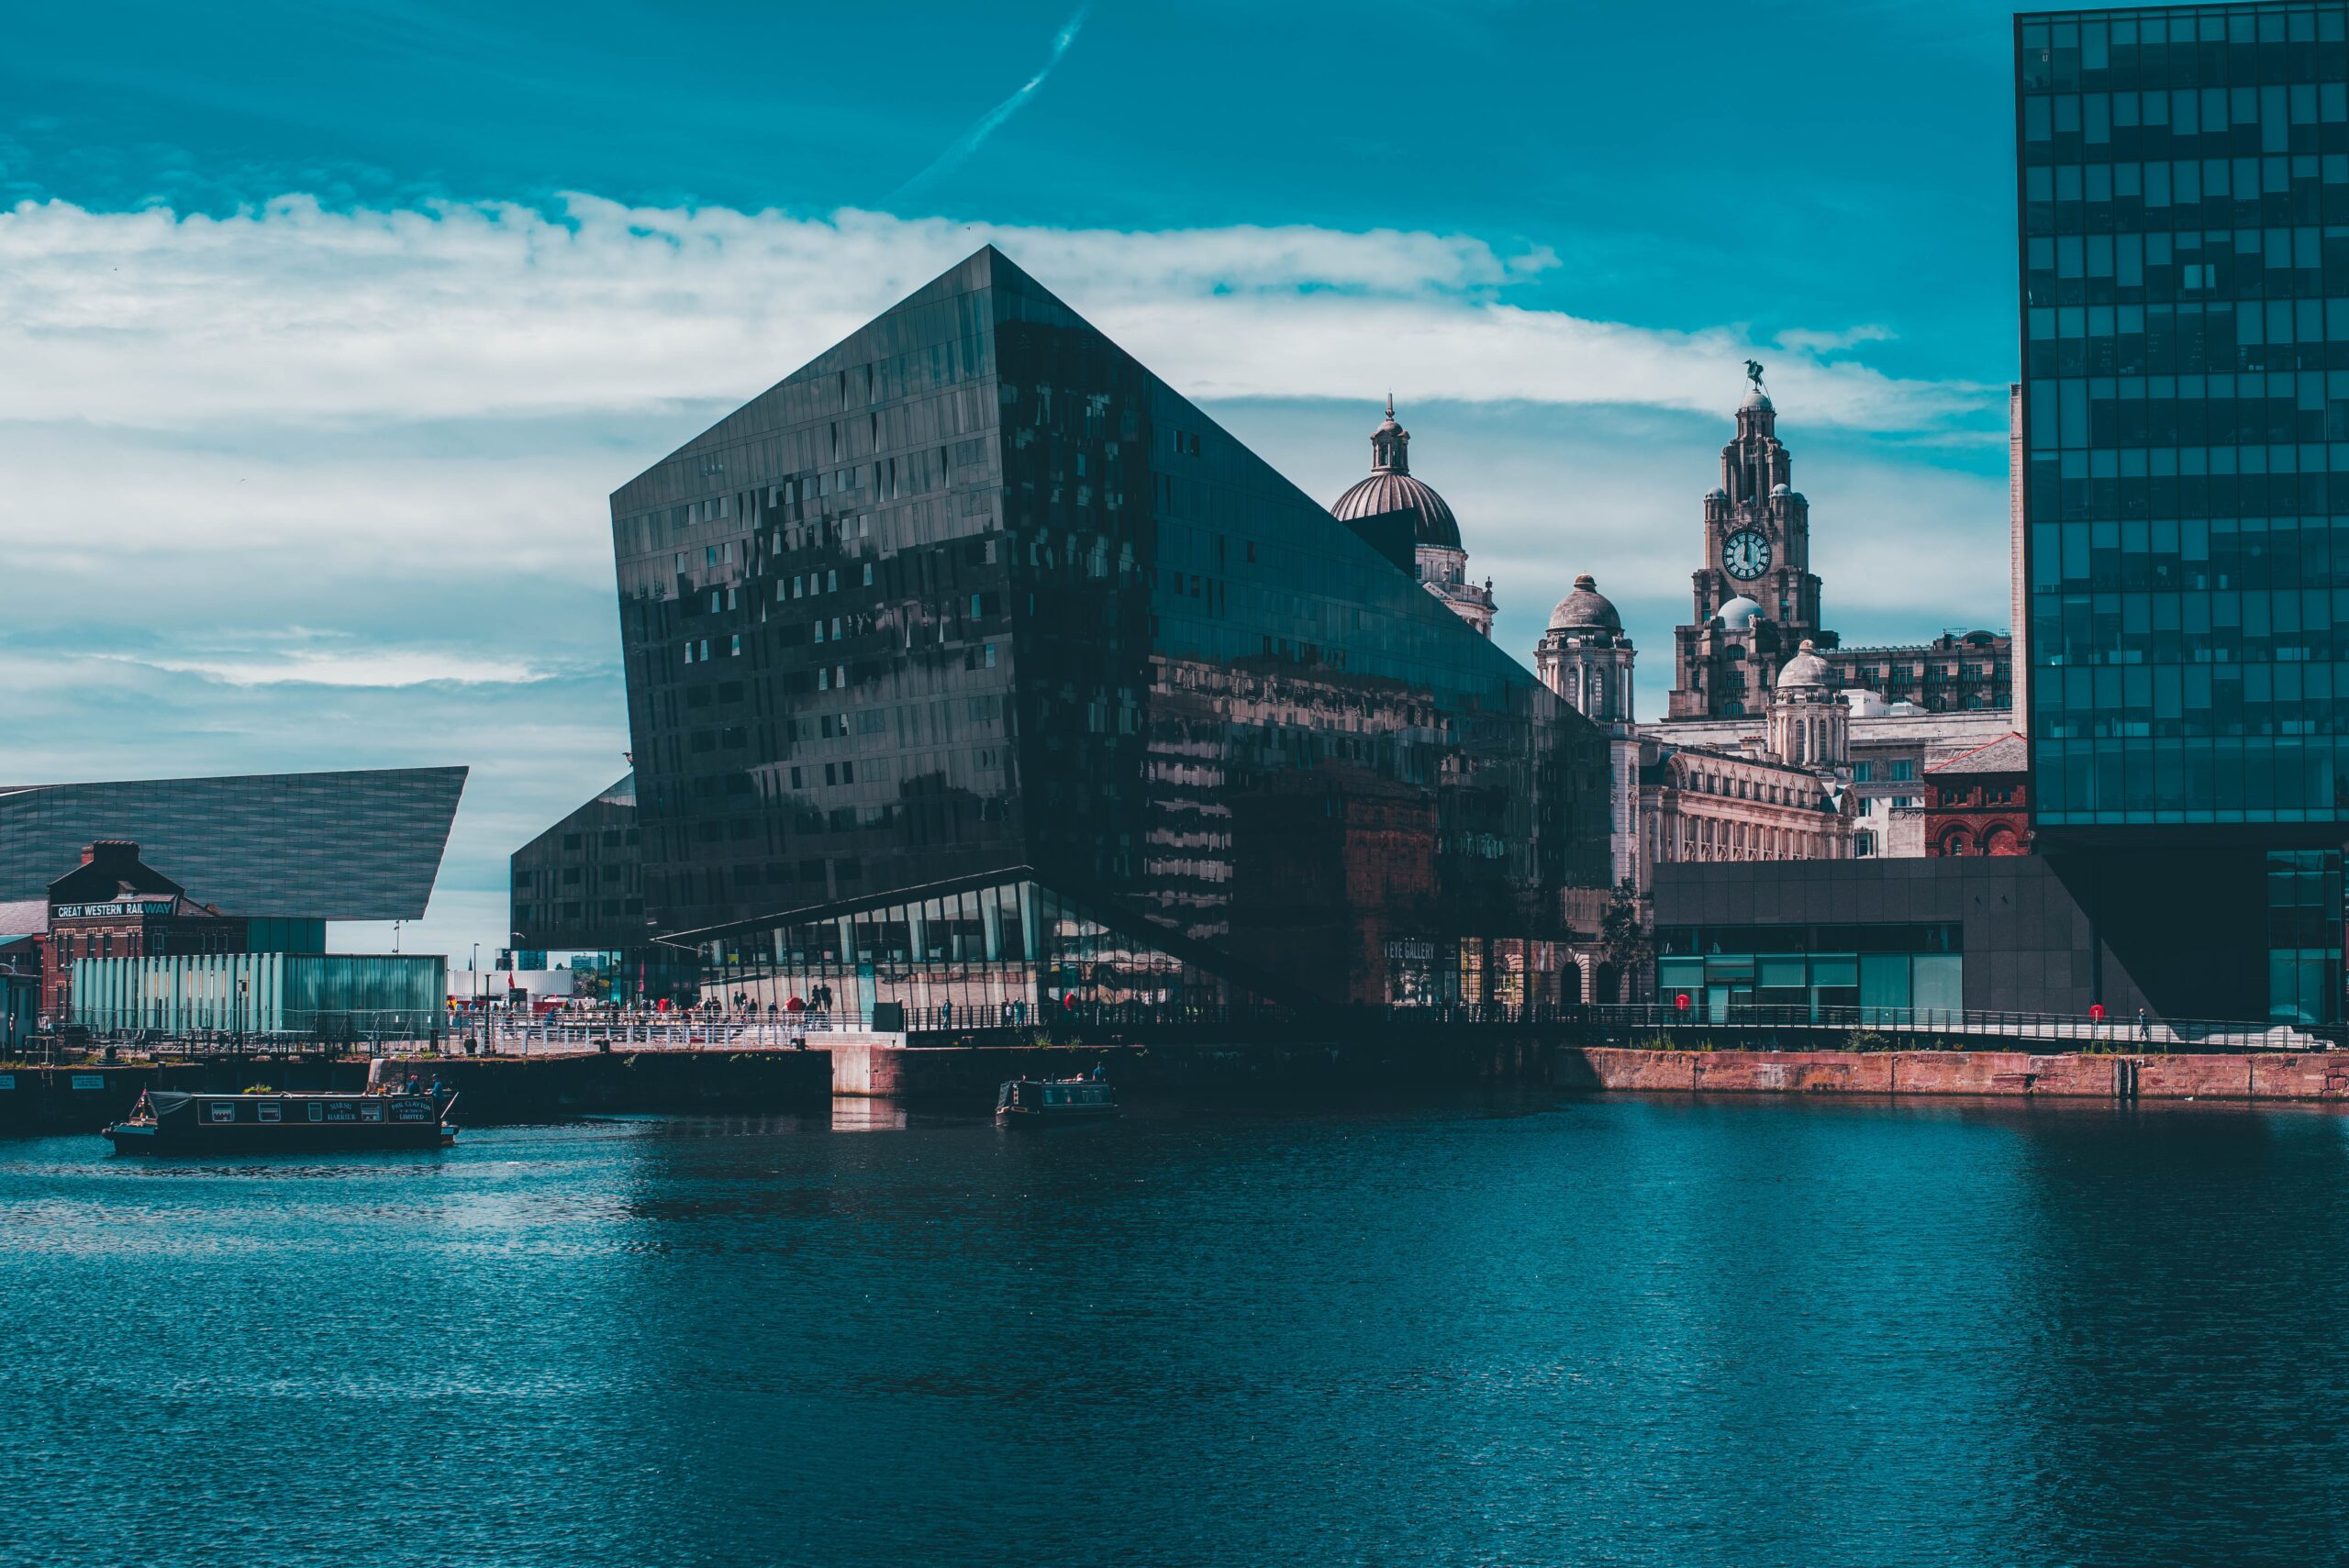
[103,1090,455,1153]
[995,1075,1119,1123]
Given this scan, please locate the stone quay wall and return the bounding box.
[1559,1047,2349,1102]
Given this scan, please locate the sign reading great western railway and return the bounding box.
[52,901,173,920]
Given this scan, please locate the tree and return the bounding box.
[1598,878,1648,1004]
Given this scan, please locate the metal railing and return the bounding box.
[39,998,2340,1060]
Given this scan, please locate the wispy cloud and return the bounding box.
[889,6,1092,205]
[0,194,1990,432]
[118,649,552,688]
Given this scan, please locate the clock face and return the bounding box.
[1723,528,1773,580]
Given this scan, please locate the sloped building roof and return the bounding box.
[1927,732,2028,775]
[0,767,464,919]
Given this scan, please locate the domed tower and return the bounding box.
[1767,639,1849,769]
[1536,575,1635,726]
[1331,396,1494,637]
[1537,574,1642,890]
[1666,371,1834,719]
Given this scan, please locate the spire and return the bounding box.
[1370,395,1409,474]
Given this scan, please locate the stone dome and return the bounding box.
[1776,639,1831,689]
[1548,573,1621,631]
[1741,389,1774,412]
[1717,595,1764,628]
[1330,395,1462,550]
[1332,472,1461,550]
[1707,485,1728,500]
[1771,482,1791,496]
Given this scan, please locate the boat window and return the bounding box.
[306,1103,325,1123]
[360,1103,384,1122]
[258,1104,282,1123]
[207,1103,235,1123]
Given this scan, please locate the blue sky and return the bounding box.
[0,0,2026,962]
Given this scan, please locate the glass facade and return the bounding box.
[2266,846,2344,1018]
[612,247,1610,1006]
[697,873,1256,1029]
[2021,5,2349,824]
[1654,923,1965,1022]
[510,773,643,952]
[2020,6,2348,1023]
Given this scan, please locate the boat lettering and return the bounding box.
[71,1074,104,1090]
[0,1074,14,1090]
[391,1102,429,1121]
[325,1103,357,1122]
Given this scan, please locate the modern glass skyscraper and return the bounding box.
[608,248,1609,1010]
[2018,4,2346,1020]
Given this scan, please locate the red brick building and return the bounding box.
[1923,734,2030,858]
[40,841,243,1019]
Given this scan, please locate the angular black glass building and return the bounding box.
[509,773,641,953]
[2019,4,2347,1020]
[608,247,1609,1008]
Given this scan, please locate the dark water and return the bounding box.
[5,1094,2348,1567]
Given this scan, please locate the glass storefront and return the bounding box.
[1654,924,1964,1022]
[697,874,1251,1030]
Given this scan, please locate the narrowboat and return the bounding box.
[103,1090,455,1153]
[996,1075,1119,1123]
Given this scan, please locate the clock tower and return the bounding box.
[1666,376,1834,719]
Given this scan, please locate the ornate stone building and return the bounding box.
[1666,377,2012,717]
[1536,575,1640,889]
[1627,375,2015,863]
[1668,381,1829,718]
[1331,396,1495,637]
[1541,576,1854,897]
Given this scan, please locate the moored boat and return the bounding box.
[103,1090,455,1153]
[995,1075,1119,1122]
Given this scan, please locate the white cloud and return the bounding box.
[0,194,1988,433]
[120,649,552,688]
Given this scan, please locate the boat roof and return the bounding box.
[146,1090,409,1107]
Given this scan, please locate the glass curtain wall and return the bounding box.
[2020,6,2349,825]
[698,876,1242,1030]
